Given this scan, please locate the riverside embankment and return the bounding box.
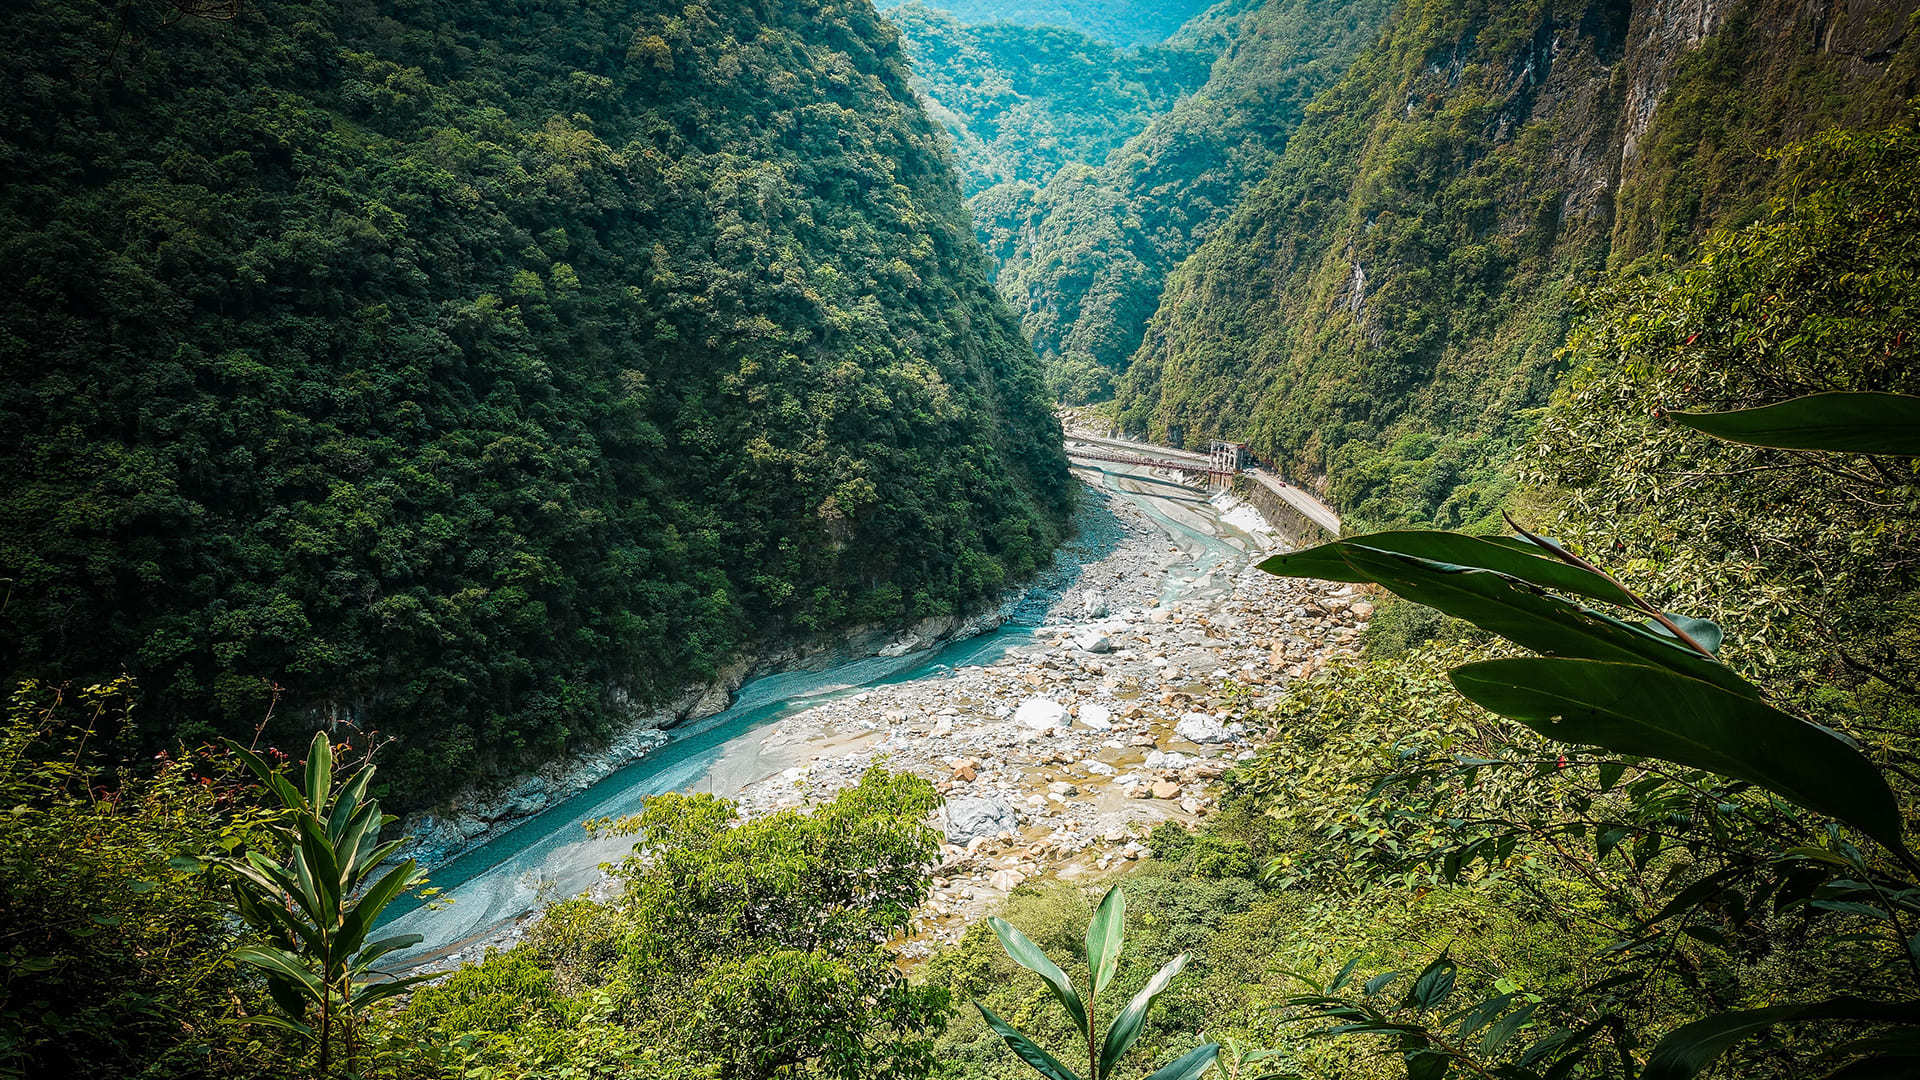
[382,447,1368,972]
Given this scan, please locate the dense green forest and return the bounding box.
[875,0,1216,46]
[8,0,1920,1078]
[886,3,1211,197]
[978,0,1395,401]
[0,0,1070,799]
[1112,0,1920,529]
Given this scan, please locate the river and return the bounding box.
[378,449,1279,965]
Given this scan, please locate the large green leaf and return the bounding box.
[1669,392,1920,456]
[989,916,1088,1036]
[338,859,419,958]
[303,732,332,816]
[327,766,375,843]
[232,945,323,1002]
[1268,531,1641,609]
[350,932,424,972]
[348,972,439,1010]
[1643,997,1920,1080]
[226,739,304,812]
[334,801,381,890]
[1258,542,1756,698]
[1100,953,1189,1079]
[243,1012,316,1038]
[1450,659,1905,853]
[294,814,342,918]
[1144,1043,1219,1080]
[1643,614,1724,655]
[976,1002,1085,1080]
[1403,953,1457,1010]
[1085,886,1125,1001]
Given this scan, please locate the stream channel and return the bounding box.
[378,455,1265,963]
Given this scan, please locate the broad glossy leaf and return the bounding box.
[351,932,424,971]
[1450,659,1905,854]
[1329,956,1362,992]
[339,859,418,958]
[226,739,303,812]
[1669,392,1920,455]
[304,732,332,815]
[1405,954,1457,1010]
[1643,614,1724,654]
[294,815,341,917]
[328,767,375,842]
[1363,970,1401,997]
[1266,531,1641,609]
[1086,886,1125,1000]
[348,972,438,1009]
[243,1012,315,1037]
[989,916,1088,1036]
[233,945,323,1000]
[1144,1043,1219,1080]
[1644,997,1920,1080]
[1100,953,1189,1079]
[263,974,309,1023]
[335,803,379,889]
[1257,542,1757,698]
[976,1002,1084,1080]
[1404,1048,1449,1080]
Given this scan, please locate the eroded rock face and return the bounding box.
[944,796,1019,843]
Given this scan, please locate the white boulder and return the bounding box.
[1014,697,1070,730]
[943,796,1018,843]
[1175,712,1241,744]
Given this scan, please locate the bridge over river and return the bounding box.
[1065,431,1341,540]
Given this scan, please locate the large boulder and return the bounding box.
[1014,697,1070,730]
[1077,701,1113,730]
[1175,712,1241,744]
[944,796,1018,843]
[1074,630,1113,653]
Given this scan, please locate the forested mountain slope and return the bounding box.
[980,0,1396,401]
[886,3,1212,196]
[875,0,1216,45]
[0,0,1071,799]
[1115,0,1920,529]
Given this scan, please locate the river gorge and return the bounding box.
[380,441,1372,971]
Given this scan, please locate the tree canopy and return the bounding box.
[0,0,1071,800]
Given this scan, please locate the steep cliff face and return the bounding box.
[0,0,1071,797]
[1114,0,1919,529]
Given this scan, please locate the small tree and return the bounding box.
[975,885,1219,1080]
[213,732,432,1076]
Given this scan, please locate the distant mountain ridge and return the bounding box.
[982,0,1396,401]
[886,2,1212,196]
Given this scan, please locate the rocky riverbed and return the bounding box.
[398,466,1370,973]
[716,477,1370,957]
